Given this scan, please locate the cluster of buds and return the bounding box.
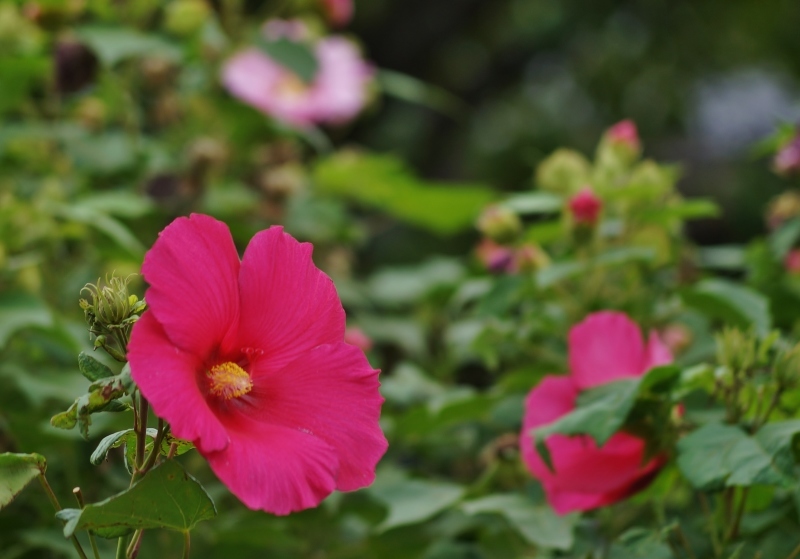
[79,274,146,362]
[476,205,522,244]
[475,239,549,275]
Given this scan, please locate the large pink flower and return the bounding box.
[221,24,372,128]
[519,311,671,515]
[128,214,387,515]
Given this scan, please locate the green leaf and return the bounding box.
[681,279,772,336]
[533,366,680,469]
[638,198,720,225]
[770,217,800,260]
[255,37,318,84]
[460,494,574,550]
[0,453,46,510]
[90,429,137,465]
[676,421,800,490]
[607,528,673,559]
[377,69,467,119]
[56,460,216,539]
[0,291,53,349]
[502,192,562,215]
[78,352,114,382]
[368,258,465,306]
[370,478,465,532]
[313,152,495,235]
[75,27,182,66]
[50,374,129,440]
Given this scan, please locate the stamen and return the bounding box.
[207,362,253,400]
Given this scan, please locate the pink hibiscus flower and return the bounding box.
[221,23,372,128]
[519,311,672,515]
[128,214,387,515]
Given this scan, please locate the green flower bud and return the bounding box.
[476,205,522,244]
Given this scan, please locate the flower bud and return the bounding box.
[607,119,641,153]
[164,0,210,36]
[568,186,602,227]
[512,243,550,273]
[475,239,514,274]
[773,134,800,176]
[476,205,522,244]
[766,191,800,230]
[660,323,693,355]
[345,327,372,352]
[80,274,146,361]
[785,249,800,275]
[54,38,98,95]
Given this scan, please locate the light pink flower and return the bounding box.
[568,186,602,226]
[221,26,372,128]
[519,311,672,514]
[321,0,353,26]
[128,214,387,515]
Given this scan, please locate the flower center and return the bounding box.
[275,73,308,100]
[207,362,253,400]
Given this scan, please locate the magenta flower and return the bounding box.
[128,214,387,515]
[568,186,602,226]
[774,134,800,176]
[221,23,372,128]
[519,311,672,514]
[321,0,353,26]
[785,248,800,275]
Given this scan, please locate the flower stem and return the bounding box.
[183,531,191,559]
[126,529,144,558]
[116,537,127,559]
[135,393,149,471]
[726,487,749,543]
[37,475,89,559]
[72,487,101,559]
[698,492,722,557]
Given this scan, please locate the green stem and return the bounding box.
[183,531,191,559]
[135,393,149,471]
[126,529,144,559]
[116,537,128,559]
[675,523,697,559]
[37,476,89,559]
[699,492,722,558]
[786,542,800,559]
[726,487,749,542]
[138,419,166,476]
[72,488,101,559]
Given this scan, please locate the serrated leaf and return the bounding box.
[78,352,114,382]
[681,279,771,336]
[676,421,800,490]
[56,460,215,539]
[461,494,574,550]
[255,37,318,84]
[0,453,46,510]
[370,478,465,532]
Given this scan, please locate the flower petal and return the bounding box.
[142,214,241,360]
[128,311,229,454]
[246,342,387,491]
[204,418,339,515]
[568,311,648,389]
[237,226,346,375]
[644,331,673,370]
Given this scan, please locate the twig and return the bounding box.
[38,476,89,559]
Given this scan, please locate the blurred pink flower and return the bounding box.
[607,119,641,152]
[222,24,372,128]
[774,134,800,176]
[475,238,515,274]
[321,0,353,26]
[128,214,387,515]
[345,326,373,352]
[568,186,602,226]
[519,311,672,514]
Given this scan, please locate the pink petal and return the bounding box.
[307,38,371,124]
[204,417,339,515]
[142,214,241,361]
[245,343,387,491]
[644,331,673,370]
[128,311,229,454]
[568,311,649,389]
[237,226,346,376]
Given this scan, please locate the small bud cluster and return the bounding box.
[79,274,146,362]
